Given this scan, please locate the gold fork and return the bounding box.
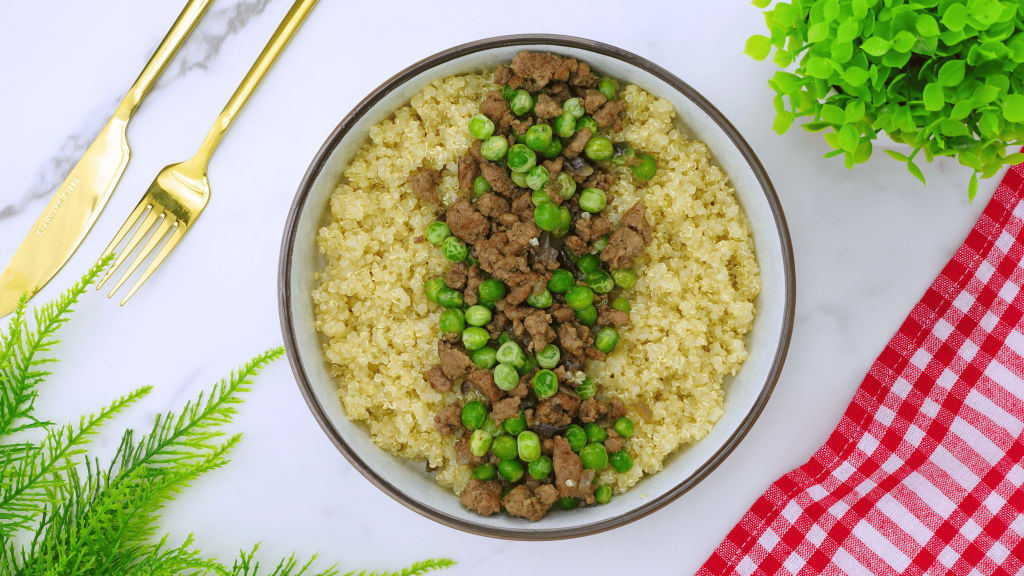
[97,0,318,304]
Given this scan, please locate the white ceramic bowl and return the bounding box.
[279,35,795,539]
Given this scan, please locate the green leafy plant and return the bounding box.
[0,255,455,576]
[746,0,1024,199]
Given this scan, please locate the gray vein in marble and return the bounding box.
[0,0,274,222]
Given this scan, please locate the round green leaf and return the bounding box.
[771,71,803,95]
[744,35,772,61]
[820,104,846,125]
[808,22,829,43]
[852,0,868,19]
[973,84,1001,105]
[906,160,926,185]
[892,31,917,53]
[837,20,860,43]
[937,60,966,87]
[823,0,839,22]
[773,111,796,135]
[915,14,940,38]
[1007,32,1024,63]
[941,4,969,32]
[939,119,969,136]
[923,83,945,111]
[951,100,975,120]
[1002,94,1024,123]
[772,3,798,27]
[838,124,860,153]
[843,66,869,86]
[805,57,834,79]
[970,0,1004,27]
[861,37,892,56]
[752,0,771,7]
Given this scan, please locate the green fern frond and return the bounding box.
[229,544,338,576]
[341,558,457,576]
[0,254,113,439]
[0,386,150,537]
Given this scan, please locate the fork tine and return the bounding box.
[119,223,185,306]
[107,214,176,299]
[96,200,158,290]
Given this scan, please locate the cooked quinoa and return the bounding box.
[311,72,761,496]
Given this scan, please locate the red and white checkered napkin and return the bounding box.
[700,164,1024,576]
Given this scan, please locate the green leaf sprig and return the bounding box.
[0,257,455,576]
[747,0,1024,200]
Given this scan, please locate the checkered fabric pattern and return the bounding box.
[700,164,1024,576]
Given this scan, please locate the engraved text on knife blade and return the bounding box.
[36,178,80,235]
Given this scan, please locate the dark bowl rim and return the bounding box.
[278,34,796,541]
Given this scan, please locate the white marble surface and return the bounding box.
[0,1,1007,573]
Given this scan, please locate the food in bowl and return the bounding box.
[311,51,761,521]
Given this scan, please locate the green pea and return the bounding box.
[498,459,525,482]
[491,434,519,460]
[614,417,635,438]
[425,222,451,245]
[598,78,617,101]
[425,278,447,303]
[541,137,562,159]
[565,285,595,311]
[517,431,542,462]
[473,175,492,197]
[533,369,559,399]
[532,187,551,207]
[576,116,598,134]
[503,411,528,436]
[472,463,496,481]
[579,443,608,470]
[498,331,512,346]
[525,124,553,152]
[553,206,572,238]
[483,417,505,437]
[493,363,520,391]
[585,423,608,444]
[611,144,635,166]
[439,309,465,334]
[470,429,493,457]
[461,401,487,430]
[478,279,506,302]
[532,203,562,235]
[462,327,490,351]
[563,97,585,119]
[610,450,633,473]
[517,355,539,376]
[507,144,537,173]
[510,170,529,188]
[632,153,657,181]
[514,131,528,145]
[579,188,607,213]
[442,236,468,262]
[529,455,553,480]
[576,378,596,400]
[577,254,600,275]
[591,235,609,253]
[610,297,632,313]
[612,269,638,290]
[564,424,587,452]
[558,497,579,511]
[481,135,509,161]
[585,137,614,162]
[465,305,492,327]
[595,485,612,504]
[536,344,561,369]
[594,326,620,353]
[587,270,615,294]
[510,89,534,116]
[554,112,576,138]
[496,341,526,369]
[472,346,498,369]
[527,289,553,309]
[555,171,577,200]
[501,84,515,100]
[576,305,598,326]
[526,165,550,191]
[468,114,495,140]
[547,269,574,293]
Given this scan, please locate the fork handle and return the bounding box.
[117,0,215,119]
[194,0,319,162]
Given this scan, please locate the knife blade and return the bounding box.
[0,0,214,318]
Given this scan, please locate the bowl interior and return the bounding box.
[281,39,793,539]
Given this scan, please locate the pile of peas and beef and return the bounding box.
[407,52,658,522]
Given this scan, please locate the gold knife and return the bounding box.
[0,0,214,317]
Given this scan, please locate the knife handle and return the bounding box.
[194,0,319,162]
[118,0,215,119]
